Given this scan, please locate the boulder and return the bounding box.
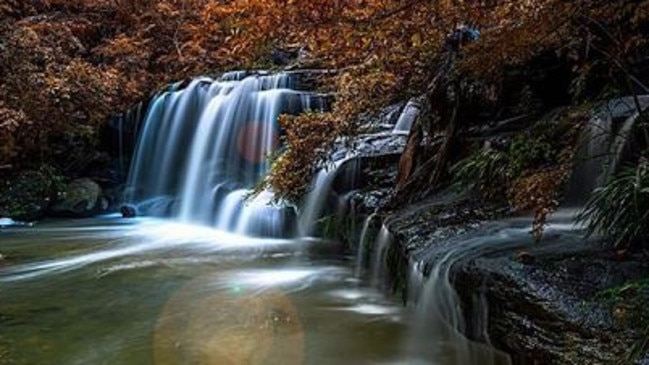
[454,239,649,364]
[372,198,649,364]
[271,46,300,66]
[120,204,137,218]
[49,178,103,218]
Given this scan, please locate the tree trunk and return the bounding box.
[426,96,459,189]
[395,121,422,191]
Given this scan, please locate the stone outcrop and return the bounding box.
[375,198,649,364]
[49,178,106,218]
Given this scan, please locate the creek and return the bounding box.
[1,71,615,364]
[0,217,413,364]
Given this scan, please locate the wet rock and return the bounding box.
[382,200,649,364]
[515,251,535,264]
[332,153,402,195]
[120,204,137,218]
[49,178,103,218]
[96,183,130,213]
[453,239,649,364]
[349,188,393,215]
[272,46,300,66]
[347,191,649,364]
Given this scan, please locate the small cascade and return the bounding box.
[126,72,328,236]
[353,216,520,363]
[567,95,649,205]
[405,213,583,364]
[393,98,422,134]
[298,156,358,236]
[116,115,124,175]
[370,225,392,287]
[297,97,420,237]
[469,282,494,346]
[405,226,526,364]
[106,93,154,179]
[355,211,378,277]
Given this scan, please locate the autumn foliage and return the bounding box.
[1,0,648,206]
[0,0,207,169]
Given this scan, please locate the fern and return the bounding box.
[578,161,649,249]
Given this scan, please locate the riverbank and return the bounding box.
[347,191,649,364]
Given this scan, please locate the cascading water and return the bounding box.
[126,72,327,236]
[298,156,358,236]
[403,212,585,364]
[370,225,392,287]
[355,211,378,278]
[356,215,514,363]
[405,230,519,365]
[567,95,649,205]
[393,97,422,134]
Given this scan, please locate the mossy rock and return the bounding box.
[49,178,103,218]
[0,166,64,220]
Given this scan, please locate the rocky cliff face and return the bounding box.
[333,95,649,364]
[455,240,648,364]
[373,198,649,364]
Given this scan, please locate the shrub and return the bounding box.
[509,165,571,240]
[265,111,340,203]
[452,112,582,239]
[508,121,560,174]
[451,148,512,201]
[0,165,65,219]
[578,160,649,249]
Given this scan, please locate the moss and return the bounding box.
[597,278,649,301]
[319,212,358,250]
[384,238,409,303]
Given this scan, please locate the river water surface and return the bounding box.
[0,216,411,365]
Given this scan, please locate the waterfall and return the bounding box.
[297,94,417,237]
[393,97,422,134]
[355,211,378,277]
[405,213,584,364]
[126,72,327,236]
[404,225,527,365]
[370,225,392,287]
[354,217,517,363]
[566,95,649,205]
[298,156,358,236]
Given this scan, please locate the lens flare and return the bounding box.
[237,121,279,165]
[154,274,304,365]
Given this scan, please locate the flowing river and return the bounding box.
[0,71,520,364]
[0,216,412,365]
